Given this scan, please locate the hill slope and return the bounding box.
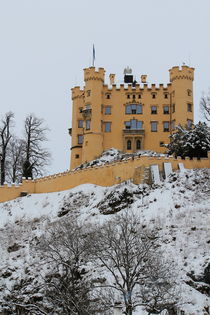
[0,169,209,314]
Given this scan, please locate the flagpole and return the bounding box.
[92,44,95,67]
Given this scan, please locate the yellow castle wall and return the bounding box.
[1,154,209,203]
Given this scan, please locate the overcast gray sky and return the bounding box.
[0,0,210,174]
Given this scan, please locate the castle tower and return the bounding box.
[169,65,194,129]
[82,67,105,163]
[70,86,84,169]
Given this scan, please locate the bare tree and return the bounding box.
[6,137,24,183]
[200,90,210,122]
[91,211,178,315]
[36,218,111,314]
[22,114,50,179]
[0,112,14,185]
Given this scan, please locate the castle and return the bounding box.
[70,65,194,169]
[1,63,209,204]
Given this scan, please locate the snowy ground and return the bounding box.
[0,168,209,314]
[73,148,166,170]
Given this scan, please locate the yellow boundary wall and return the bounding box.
[0,153,210,203]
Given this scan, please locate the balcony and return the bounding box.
[123,128,145,135]
[82,108,92,118]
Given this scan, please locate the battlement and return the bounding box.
[71,86,84,99]
[84,67,105,82]
[103,82,171,93]
[169,65,194,82]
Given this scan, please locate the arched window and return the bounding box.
[136,140,141,150]
[127,140,132,150]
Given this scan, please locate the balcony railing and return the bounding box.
[82,108,92,118]
[123,129,145,135]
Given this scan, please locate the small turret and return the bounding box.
[84,67,105,83]
[169,65,194,82]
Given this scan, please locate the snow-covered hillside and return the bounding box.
[0,169,209,314]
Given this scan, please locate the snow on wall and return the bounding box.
[163,162,173,178]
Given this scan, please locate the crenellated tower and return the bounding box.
[169,65,194,128]
[82,67,105,163]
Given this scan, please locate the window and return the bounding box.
[163,106,169,114]
[87,90,91,97]
[160,141,164,147]
[151,121,157,132]
[125,119,143,130]
[86,119,90,130]
[138,94,142,99]
[151,106,157,114]
[78,135,83,144]
[187,90,192,96]
[127,140,132,150]
[172,120,176,130]
[164,93,168,99]
[187,103,192,112]
[152,93,156,99]
[75,154,80,159]
[125,104,142,114]
[132,94,136,99]
[163,121,170,132]
[79,107,83,113]
[172,104,175,113]
[187,119,193,129]
[127,94,130,99]
[106,94,110,99]
[105,122,111,132]
[105,106,111,115]
[136,140,141,150]
[78,120,83,128]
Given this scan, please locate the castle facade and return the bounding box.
[70,65,194,169]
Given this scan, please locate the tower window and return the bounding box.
[163,121,169,132]
[132,94,136,99]
[127,140,132,150]
[160,141,164,147]
[106,94,111,99]
[152,93,156,99]
[79,107,83,113]
[163,106,169,114]
[136,140,141,150]
[105,122,111,132]
[138,94,142,99]
[86,119,91,130]
[164,93,168,99]
[78,120,83,128]
[172,120,176,130]
[105,106,111,115]
[151,121,157,132]
[151,106,157,114]
[78,135,83,144]
[125,104,142,114]
[187,119,193,129]
[75,154,80,159]
[127,94,130,99]
[187,90,192,96]
[87,90,91,97]
[187,103,192,112]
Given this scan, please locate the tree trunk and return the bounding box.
[0,155,5,185]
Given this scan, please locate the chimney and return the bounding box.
[109,74,115,85]
[141,75,147,83]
